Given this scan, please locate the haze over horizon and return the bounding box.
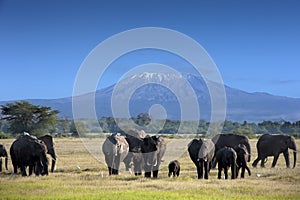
[1,0,300,100]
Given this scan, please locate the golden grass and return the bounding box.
[0,137,299,199]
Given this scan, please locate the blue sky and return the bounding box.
[0,0,300,100]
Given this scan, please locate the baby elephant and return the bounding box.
[234,144,251,178]
[216,146,238,179]
[168,160,180,177]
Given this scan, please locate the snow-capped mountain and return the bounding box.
[1,72,300,122]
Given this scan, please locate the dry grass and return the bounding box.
[0,137,299,199]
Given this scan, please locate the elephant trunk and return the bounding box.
[293,150,296,168]
[51,156,56,172]
[49,150,56,172]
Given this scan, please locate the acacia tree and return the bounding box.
[1,101,59,135]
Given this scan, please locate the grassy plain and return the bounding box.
[0,137,299,199]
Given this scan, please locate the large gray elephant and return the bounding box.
[102,133,129,175]
[212,134,251,168]
[216,146,238,179]
[0,144,8,172]
[10,135,49,176]
[141,135,166,178]
[123,129,146,175]
[188,138,215,179]
[38,135,56,172]
[252,134,297,168]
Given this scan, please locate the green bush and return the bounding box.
[0,131,12,139]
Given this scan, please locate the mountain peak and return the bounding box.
[129,72,183,82]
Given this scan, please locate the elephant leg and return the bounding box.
[113,169,118,175]
[261,157,266,168]
[108,167,112,175]
[245,165,251,176]
[252,157,260,167]
[217,164,222,179]
[29,164,34,176]
[135,162,142,176]
[283,150,290,168]
[271,154,280,168]
[144,171,151,178]
[176,168,180,177]
[153,170,158,178]
[241,167,245,178]
[236,166,240,178]
[204,161,209,179]
[224,167,228,180]
[199,162,204,179]
[196,165,202,179]
[13,164,18,174]
[172,171,175,177]
[0,158,2,172]
[20,165,27,176]
[231,165,236,179]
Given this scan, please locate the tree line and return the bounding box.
[1,101,300,138]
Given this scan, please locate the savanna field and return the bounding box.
[0,137,299,200]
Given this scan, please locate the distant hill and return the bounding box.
[1,73,300,122]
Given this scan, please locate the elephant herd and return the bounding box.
[0,132,297,179]
[102,130,167,178]
[102,131,297,179]
[0,133,56,176]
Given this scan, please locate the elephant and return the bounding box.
[38,135,56,172]
[212,134,251,168]
[123,129,146,175]
[140,135,166,178]
[252,134,297,168]
[10,135,49,176]
[102,133,129,175]
[188,138,215,179]
[0,144,8,172]
[234,144,251,178]
[168,160,180,178]
[216,146,238,179]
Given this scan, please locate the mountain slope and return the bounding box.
[1,73,300,122]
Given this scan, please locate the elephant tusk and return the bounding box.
[146,161,152,166]
[153,159,158,167]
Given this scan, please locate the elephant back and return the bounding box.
[212,134,251,161]
[125,129,146,152]
[10,134,48,166]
